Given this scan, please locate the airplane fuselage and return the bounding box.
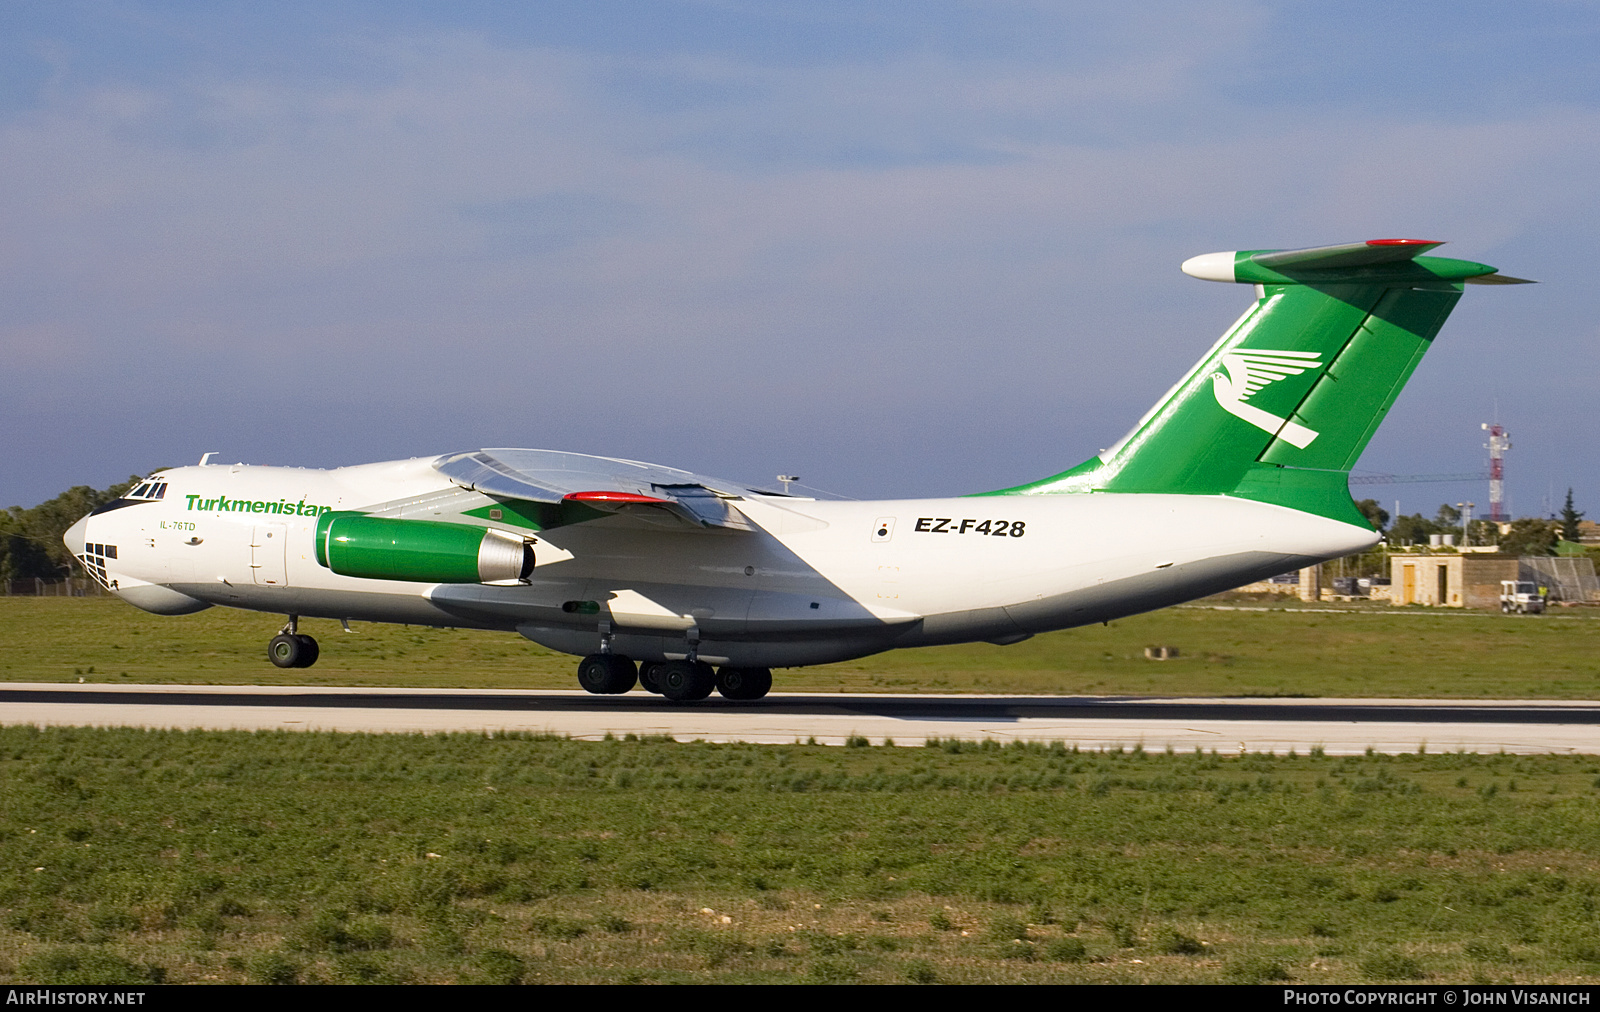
[70,454,1375,668]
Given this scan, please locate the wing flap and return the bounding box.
[432,449,757,531]
[434,451,568,503]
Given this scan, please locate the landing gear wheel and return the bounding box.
[268,633,304,669]
[577,654,637,694]
[716,666,772,700]
[293,634,319,668]
[659,660,715,702]
[639,662,666,694]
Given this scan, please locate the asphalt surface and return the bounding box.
[4,683,1599,754]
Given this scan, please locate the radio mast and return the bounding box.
[1481,423,1510,522]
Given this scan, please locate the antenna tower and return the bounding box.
[1481,423,1510,522]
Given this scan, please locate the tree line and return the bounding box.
[1,476,144,581]
[1357,490,1590,558]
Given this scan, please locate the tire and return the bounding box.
[660,660,715,702]
[293,634,319,668]
[268,633,303,669]
[603,654,637,693]
[578,653,612,693]
[577,654,636,694]
[639,662,665,694]
[716,666,772,700]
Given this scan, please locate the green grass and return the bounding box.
[2,596,1598,698]
[3,727,1600,983]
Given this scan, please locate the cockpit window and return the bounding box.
[126,480,167,501]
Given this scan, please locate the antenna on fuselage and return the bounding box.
[199,452,218,466]
[776,475,799,494]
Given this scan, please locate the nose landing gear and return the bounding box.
[267,615,319,669]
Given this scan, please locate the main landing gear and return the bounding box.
[267,615,319,669]
[577,653,637,694]
[576,655,772,701]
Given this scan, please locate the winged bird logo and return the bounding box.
[1210,349,1323,448]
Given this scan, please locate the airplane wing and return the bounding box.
[432,449,758,531]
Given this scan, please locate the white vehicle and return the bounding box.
[1500,580,1546,614]
[66,240,1528,700]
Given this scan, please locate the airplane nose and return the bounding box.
[64,513,90,555]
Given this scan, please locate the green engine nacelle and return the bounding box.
[314,513,534,585]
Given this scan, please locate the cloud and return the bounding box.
[0,12,1594,507]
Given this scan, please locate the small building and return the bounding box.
[1389,554,1518,608]
[1389,553,1599,607]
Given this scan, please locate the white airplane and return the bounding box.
[65,240,1528,700]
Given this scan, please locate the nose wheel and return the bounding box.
[267,615,319,668]
[267,633,319,668]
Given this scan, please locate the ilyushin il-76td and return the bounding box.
[66,240,1529,700]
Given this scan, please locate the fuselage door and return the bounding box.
[251,524,289,586]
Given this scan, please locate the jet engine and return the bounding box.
[314,513,534,585]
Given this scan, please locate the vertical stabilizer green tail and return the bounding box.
[987,240,1531,526]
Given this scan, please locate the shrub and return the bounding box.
[1225,956,1290,983]
[1463,939,1511,963]
[249,952,299,985]
[1106,919,1138,948]
[19,948,163,985]
[473,949,526,985]
[903,959,938,983]
[1044,938,1087,963]
[987,916,1029,942]
[1361,949,1423,980]
[1155,927,1204,955]
[529,915,587,941]
[808,957,859,983]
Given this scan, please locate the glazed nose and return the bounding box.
[64,513,91,555]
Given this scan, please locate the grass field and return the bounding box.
[3,727,1600,984]
[2,596,1597,698]
[4,601,1600,985]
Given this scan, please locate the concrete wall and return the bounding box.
[1389,554,1520,609]
[1465,557,1521,609]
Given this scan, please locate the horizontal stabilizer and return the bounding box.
[1182,239,1505,285]
[1463,272,1537,285]
[1251,239,1443,270]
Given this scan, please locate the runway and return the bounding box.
[3,683,1599,754]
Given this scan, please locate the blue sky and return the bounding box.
[3,2,1596,520]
